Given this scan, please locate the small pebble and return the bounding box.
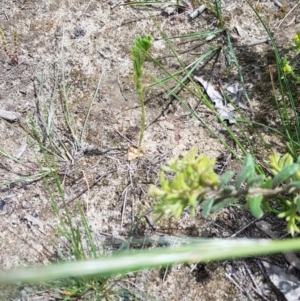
[31,210,38,218]
[22,200,31,209]
[272,0,282,8]
[73,28,85,39]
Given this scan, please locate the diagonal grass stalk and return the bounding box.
[165,28,224,40]
[34,73,74,162]
[223,31,251,103]
[148,71,241,158]
[167,46,220,97]
[1,237,300,283]
[59,27,80,152]
[79,69,105,147]
[145,44,259,162]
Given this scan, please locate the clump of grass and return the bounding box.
[248,4,300,159]
[131,35,152,154]
[24,87,115,299]
[0,28,18,65]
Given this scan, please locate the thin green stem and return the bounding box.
[131,35,152,154]
[137,88,146,152]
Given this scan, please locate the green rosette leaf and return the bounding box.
[235,154,255,190]
[248,195,264,218]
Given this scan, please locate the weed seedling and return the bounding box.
[149,148,300,235]
[131,35,152,154]
[0,28,18,66]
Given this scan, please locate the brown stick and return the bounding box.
[62,170,116,207]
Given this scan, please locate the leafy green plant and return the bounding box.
[131,35,152,153]
[149,148,300,235]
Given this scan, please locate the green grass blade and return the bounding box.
[79,70,105,147]
[1,238,300,283]
[166,28,224,40]
[167,47,220,97]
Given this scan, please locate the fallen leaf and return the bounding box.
[194,76,236,124]
[127,146,145,161]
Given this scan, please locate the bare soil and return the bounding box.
[0,0,300,300]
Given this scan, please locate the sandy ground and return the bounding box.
[0,0,300,300]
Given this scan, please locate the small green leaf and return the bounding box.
[248,195,263,218]
[246,175,265,189]
[272,164,300,188]
[211,197,237,212]
[219,171,234,187]
[173,203,185,218]
[202,198,214,217]
[221,185,235,195]
[185,147,198,163]
[235,154,255,189]
[269,153,281,175]
[295,196,300,213]
[260,177,272,189]
[278,210,290,219]
[279,153,293,169]
[287,181,300,189]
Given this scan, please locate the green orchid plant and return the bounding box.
[149,148,300,235]
[131,35,152,154]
